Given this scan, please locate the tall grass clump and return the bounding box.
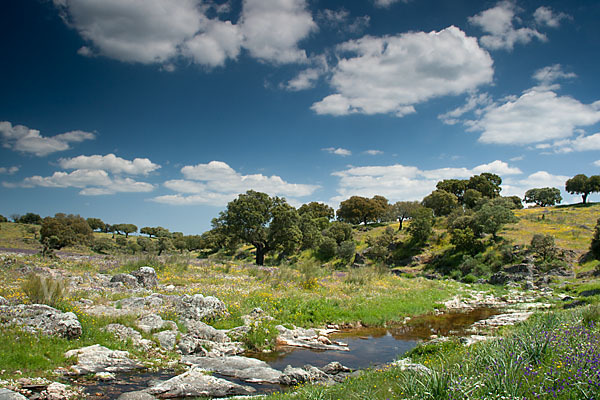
[21,274,66,307]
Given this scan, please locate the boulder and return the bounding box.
[39,382,78,400]
[183,319,229,343]
[0,388,28,400]
[138,314,177,333]
[119,294,164,309]
[110,273,139,287]
[132,267,158,288]
[154,330,178,350]
[103,323,153,350]
[279,365,330,386]
[117,392,156,400]
[390,358,431,374]
[276,325,348,351]
[0,304,82,339]
[64,344,144,375]
[176,294,227,321]
[177,334,244,357]
[147,366,255,398]
[182,355,282,384]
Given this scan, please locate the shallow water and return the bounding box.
[80,307,499,399]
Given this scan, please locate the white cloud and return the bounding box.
[59,154,160,175]
[10,168,155,195]
[240,0,317,64]
[545,133,600,154]
[469,1,546,51]
[0,166,19,175]
[153,160,319,206]
[323,147,352,156]
[502,171,569,198]
[317,9,370,34]
[373,0,409,8]
[285,68,322,91]
[594,160,600,167]
[311,26,493,117]
[0,121,95,156]
[330,160,521,203]
[532,64,576,86]
[364,150,383,155]
[470,89,600,145]
[438,92,493,125]
[533,6,570,28]
[54,0,316,68]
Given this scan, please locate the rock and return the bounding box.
[460,335,495,346]
[0,296,8,306]
[147,366,255,398]
[95,372,116,381]
[241,307,273,326]
[118,391,156,400]
[183,319,229,343]
[469,312,533,332]
[154,330,178,350]
[545,267,575,278]
[564,300,588,309]
[132,267,158,288]
[390,358,431,374]
[321,361,351,375]
[0,388,28,400]
[279,365,330,386]
[138,314,177,333]
[39,382,78,400]
[119,294,164,310]
[503,263,535,275]
[104,324,153,350]
[0,304,82,339]
[580,289,600,297]
[182,355,282,384]
[64,344,144,375]
[177,333,244,357]
[110,273,139,287]
[176,294,227,321]
[275,325,348,351]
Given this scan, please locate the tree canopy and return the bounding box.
[565,174,600,204]
[389,201,422,230]
[336,195,390,225]
[422,190,459,216]
[216,190,302,265]
[17,212,43,225]
[524,187,562,207]
[298,202,334,220]
[86,217,106,232]
[40,213,93,254]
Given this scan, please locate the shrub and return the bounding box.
[337,240,356,263]
[21,274,66,307]
[241,320,279,352]
[583,304,600,327]
[530,234,557,261]
[92,238,115,254]
[317,236,338,260]
[462,273,478,284]
[591,218,600,260]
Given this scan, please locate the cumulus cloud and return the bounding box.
[469,1,546,51]
[59,154,160,175]
[8,169,155,195]
[502,171,569,198]
[153,160,319,206]
[0,121,95,156]
[469,89,600,145]
[53,0,316,67]
[533,6,570,28]
[438,92,493,125]
[364,150,383,155]
[330,160,521,203]
[543,133,600,154]
[323,147,352,156]
[311,26,493,117]
[532,64,576,86]
[0,166,19,175]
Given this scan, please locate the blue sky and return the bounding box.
[1,0,600,234]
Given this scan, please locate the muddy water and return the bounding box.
[80,307,499,399]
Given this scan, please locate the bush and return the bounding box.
[241,320,279,352]
[317,236,338,260]
[337,240,356,263]
[591,218,600,260]
[530,234,557,261]
[92,238,115,254]
[21,274,66,307]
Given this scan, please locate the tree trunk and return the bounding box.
[583,193,588,204]
[398,217,403,231]
[255,243,268,265]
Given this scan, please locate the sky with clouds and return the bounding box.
[1,0,599,234]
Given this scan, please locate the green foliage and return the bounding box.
[242,320,280,352]
[114,223,138,238]
[217,190,301,265]
[591,218,600,260]
[92,237,115,254]
[467,172,502,198]
[86,217,106,231]
[450,227,481,254]
[136,236,156,252]
[422,189,459,216]
[322,221,353,245]
[530,234,558,261]
[463,188,483,209]
[337,240,356,264]
[524,187,562,207]
[40,213,93,253]
[365,226,396,262]
[298,202,334,220]
[21,274,65,307]
[389,201,422,230]
[0,214,7,223]
[298,213,322,250]
[317,236,338,260]
[474,202,518,239]
[565,173,600,204]
[407,207,434,244]
[336,195,390,225]
[16,212,43,225]
[436,179,468,202]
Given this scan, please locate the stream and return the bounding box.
[79,307,500,399]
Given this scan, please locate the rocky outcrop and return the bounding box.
[276,325,348,351]
[110,273,139,287]
[154,330,178,350]
[118,392,156,400]
[182,355,282,384]
[279,365,330,386]
[0,388,28,400]
[38,382,79,400]
[390,358,431,374]
[64,344,144,375]
[177,334,244,357]
[138,314,177,333]
[0,304,82,339]
[103,323,153,350]
[147,367,255,398]
[132,267,158,288]
[176,294,227,321]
